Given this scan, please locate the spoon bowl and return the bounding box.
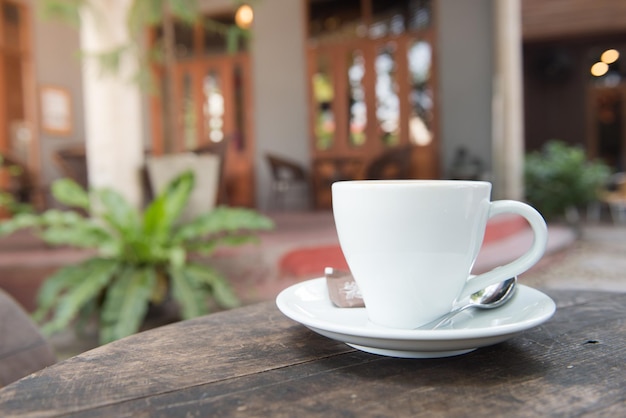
[420,276,518,330]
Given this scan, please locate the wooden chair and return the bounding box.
[364,146,413,180]
[311,157,364,209]
[191,139,229,205]
[266,153,311,210]
[52,144,88,190]
[0,289,56,387]
[595,172,626,223]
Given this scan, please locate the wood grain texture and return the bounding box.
[0,289,624,417]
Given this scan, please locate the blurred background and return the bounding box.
[0,0,625,214]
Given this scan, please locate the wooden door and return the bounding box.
[152,53,255,208]
[308,33,439,208]
[0,0,38,209]
[587,84,626,171]
[177,54,254,207]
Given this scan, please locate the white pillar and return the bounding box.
[492,0,524,200]
[252,0,309,210]
[79,0,144,207]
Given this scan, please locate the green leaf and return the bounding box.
[226,25,240,54]
[525,140,611,219]
[100,267,156,344]
[168,0,200,24]
[75,297,99,336]
[40,224,114,249]
[95,187,141,236]
[37,0,84,26]
[0,213,42,236]
[40,209,84,225]
[168,247,186,269]
[174,206,274,242]
[127,0,164,35]
[51,178,90,210]
[184,263,239,309]
[143,171,194,242]
[34,210,119,250]
[93,45,129,77]
[186,235,259,255]
[33,260,100,323]
[40,258,118,336]
[118,236,170,265]
[169,266,208,319]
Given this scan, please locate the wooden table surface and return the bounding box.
[0,288,624,417]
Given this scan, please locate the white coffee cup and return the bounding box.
[332,180,547,329]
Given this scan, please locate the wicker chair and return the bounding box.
[266,153,311,210]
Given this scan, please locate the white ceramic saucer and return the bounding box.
[276,277,556,359]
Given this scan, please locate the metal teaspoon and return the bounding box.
[419,276,518,330]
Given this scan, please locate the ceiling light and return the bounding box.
[601,49,619,64]
[591,62,609,77]
[235,4,254,29]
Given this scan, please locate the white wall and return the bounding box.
[437,0,494,178]
[251,0,309,210]
[31,7,85,184]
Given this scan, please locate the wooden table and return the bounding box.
[0,289,624,417]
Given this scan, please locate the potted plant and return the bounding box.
[0,171,273,344]
[524,140,611,222]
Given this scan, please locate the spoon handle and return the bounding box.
[418,304,473,330]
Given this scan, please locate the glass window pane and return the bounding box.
[348,49,367,147]
[313,53,335,150]
[407,0,432,30]
[203,70,225,144]
[370,0,431,37]
[407,39,433,146]
[375,42,400,146]
[371,0,406,38]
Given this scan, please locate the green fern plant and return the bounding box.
[0,171,273,344]
[525,140,611,220]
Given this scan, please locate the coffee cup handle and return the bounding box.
[457,200,548,301]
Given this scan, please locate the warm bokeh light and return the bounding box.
[235,4,254,29]
[591,61,609,77]
[601,49,620,64]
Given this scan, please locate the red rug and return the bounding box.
[279,215,528,278]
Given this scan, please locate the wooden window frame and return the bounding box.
[306,0,440,208]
